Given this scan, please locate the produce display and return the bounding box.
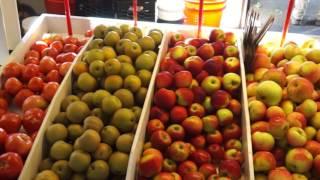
[247,41,320,179]
[138,29,244,179]
[0,34,88,179]
[34,24,163,180]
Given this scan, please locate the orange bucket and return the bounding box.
[184,0,226,27]
[45,0,76,15]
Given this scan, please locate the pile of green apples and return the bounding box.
[247,40,320,179]
[33,24,163,180]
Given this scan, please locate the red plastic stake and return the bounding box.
[280,0,295,47]
[197,0,204,38]
[133,0,138,27]
[64,0,73,36]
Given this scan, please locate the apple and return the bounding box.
[216,108,234,126]
[192,87,206,103]
[156,71,174,89]
[177,160,197,177]
[203,56,224,76]
[304,140,320,157]
[247,83,258,97]
[266,106,286,120]
[268,167,293,180]
[147,119,165,135]
[162,158,177,172]
[189,149,212,166]
[256,80,283,106]
[296,99,317,119]
[251,121,270,134]
[195,71,209,84]
[270,48,285,64]
[170,33,185,47]
[212,41,225,55]
[207,144,225,162]
[309,112,320,129]
[185,45,197,56]
[185,38,208,48]
[292,173,308,180]
[202,115,219,133]
[189,103,205,117]
[224,45,239,58]
[299,61,320,83]
[287,112,306,128]
[304,126,316,140]
[252,131,275,151]
[167,141,190,162]
[281,100,295,115]
[203,96,214,113]
[253,151,277,172]
[153,172,175,180]
[224,148,243,164]
[154,88,176,110]
[166,124,185,141]
[209,29,225,42]
[224,32,236,45]
[211,90,230,109]
[183,172,205,180]
[190,135,206,149]
[228,99,241,116]
[253,53,271,70]
[170,46,188,63]
[174,71,192,88]
[206,130,223,145]
[199,163,216,178]
[254,68,268,82]
[150,130,172,150]
[150,106,169,124]
[197,43,215,60]
[224,139,242,151]
[219,160,241,179]
[248,100,266,122]
[184,56,204,76]
[182,116,203,136]
[287,127,307,147]
[224,57,240,73]
[139,148,163,178]
[287,77,314,103]
[201,76,221,94]
[222,73,241,92]
[175,88,194,107]
[269,116,290,139]
[170,106,188,124]
[285,148,313,173]
[171,172,182,180]
[262,69,287,88]
[222,123,241,141]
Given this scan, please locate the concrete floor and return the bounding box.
[251,0,320,35]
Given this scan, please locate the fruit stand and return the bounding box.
[0,11,320,180]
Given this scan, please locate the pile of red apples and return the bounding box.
[138,29,244,180]
[0,33,89,179]
[248,42,320,179]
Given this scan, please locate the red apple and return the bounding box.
[192,87,206,103]
[199,163,217,178]
[251,121,270,134]
[209,29,225,42]
[166,124,185,141]
[211,41,225,55]
[304,140,320,157]
[203,56,224,76]
[197,43,215,60]
[190,135,206,149]
[188,103,205,117]
[211,90,231,109]
[170,106,188,124]
[150,130,172,150]
[41,46,59,58]
[224,57,240,73]
[224,32,237,45]
[184,56,204,76]
[189,149,212,166]
[22,64,41,82]
[170,33,185,47]
[176,88,194,106]
[147,119,165,135]
[139,148,163,178]
[156,71,173,89]
[182,116,203,136]
[150,106,169,124]
[153,172,175,180]
[219,160,241,179]
[207,144,225,162]
[4,77,23,95]
[174,71,193,88]
[253,151,276,172]
[206,130,223,145]
[31,41,48,53]
[177,160,197,177]
[185,38,208,48]
[168,141,190,162]
[183,172,205,180]
[202,115,219,134]
[224,45,239,58]
[154,88,176,110]
[228,99,241,116]
[2,62,24,78]
[222,123,241,141]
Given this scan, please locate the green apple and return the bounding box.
[222,73,241,92]
[304,126,317,140]
[252,131,275,151]
[296,99,317,119]
[285,148,313,173]
[256,80,282,106]
[216,108,233,126]
[287,127,307,147]
[201,76,221,94]
[89,60,105,77]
